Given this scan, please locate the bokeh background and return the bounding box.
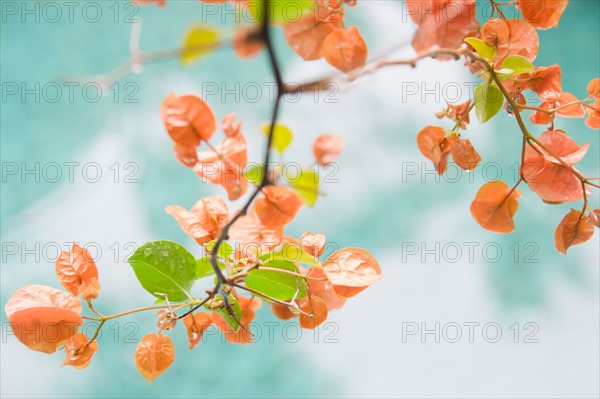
[1,1,599,398]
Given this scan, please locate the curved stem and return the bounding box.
[516,97,591,115]
[256,266,327,281]
[451,101,476,132]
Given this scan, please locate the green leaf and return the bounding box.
[474,83,504,123]
[260,122,293,153]
[464,37,497,62]
[195,256,226,279]
[127,241,196,302]
[501,55,534,75]
[206,293,242,332]
[247,0,314,24]
[244,163,265,184]
[260,242,321,268]
[286,169,319,206]
[181,26,220,65]
[204,240,233,261]
[245,260,307,301]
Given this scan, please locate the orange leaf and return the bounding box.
[307,267,346,310]
[221,113,241,137]
[529,101,555,125]
[165,196,229,245]
[556,93,586,118]
[270,302,297,320]
[55,244,100,300]
[481,18,509,52]
[410,0,479,55]
[554,209,595,254]
[586,113,600,129]
[284,3,343,61]
[522,131,589,203]
[4,285,82,353]
[524,64,562,102]
[479,19,539,66]
[585,98,600,129]
[62,332,98,369]
[173,144,199,167]
[299,295,328,330]
[182,312,214,349]
[523,156,584,202]
[313,134,345,166]
[300,231,326,257]
[588,78,600,98]
[524,130,589,165]
[192,126,248,200]
[135,334,175,382]
[156,310,177,331]
[229,209,283,258]
[516,0,569,30]
[444,100,472,128]
[589,209,600,228]
[417,126,458,175]
[470,181,522,233]
[416,126,447,163]
[160,93,217,150]
[452,139,481,171]
[503,19,540,62]
[322,247,382,298]
[254,185,304,229]
[322,26,368,73]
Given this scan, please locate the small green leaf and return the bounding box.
[260,122,293,153]
[195,256,226,279]
[127,241,196,302]
[181,26,220,65]
[204,240,233,261]
[260,242,321,268]
[474,83,504,123]
[246,260,307,301]
[286,169,319,206]
[501,55,534,75]
[244,163,265,184]
[206,293,242,332]
[247,0,314,24]
[464,37,497,62]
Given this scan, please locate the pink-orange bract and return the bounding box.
[62,332,98,369]
[135,334,175,382]
[470,181,522,234]
[522,130,589,203]
[55,244,100,300]
[554,209,595,254]
[322,248,382,298]
[165,196,229,245]
[4,285,82,354]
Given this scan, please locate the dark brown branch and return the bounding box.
[194,0,286,314]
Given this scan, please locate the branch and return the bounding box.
[61,19,230,86]
[82,296,213,323]
[285,47,469,95]
[515,97,592,115]
[200,0,285,312]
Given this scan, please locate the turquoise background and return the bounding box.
[1,1,599,397]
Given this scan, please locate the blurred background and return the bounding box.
[1,0,599,397]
